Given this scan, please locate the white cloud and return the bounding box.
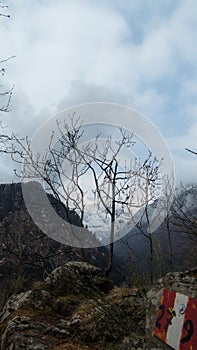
[0,0,197,184]
[168,121,197,152]
[1,1,133,109]
[174,155,197,185]
[167,122,197,185]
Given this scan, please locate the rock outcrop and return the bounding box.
[0,262,145,350]
[45,262,113,295]
[1,262,196,350]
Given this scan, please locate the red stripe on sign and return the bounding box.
[179,297,197,350]
[153,288,176,343]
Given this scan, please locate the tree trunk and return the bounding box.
[105,180,115,277]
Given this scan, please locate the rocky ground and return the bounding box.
[0,262,196,350]
[0,262,146,350]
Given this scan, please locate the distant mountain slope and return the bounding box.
[114,185,197,280]
[0,182,81,225]
[0,183,125,302]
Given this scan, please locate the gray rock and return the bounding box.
[45,261,113,295]
[69,313,82,327]
[45,325,69,337]
[0,289,51,322]
[1,316,49,350]
[56,318,70,328]
[118,335,144,349]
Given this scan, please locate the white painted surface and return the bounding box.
[166,292,188,350]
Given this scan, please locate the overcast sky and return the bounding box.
[0,0,197,185]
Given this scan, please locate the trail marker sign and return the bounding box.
[153,289,197,350]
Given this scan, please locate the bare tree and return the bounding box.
[81,142,160,276]
[4,116,161,276]
[0,3,14,114]
[171,185,197,240]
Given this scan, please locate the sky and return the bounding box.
[0,0,197,185]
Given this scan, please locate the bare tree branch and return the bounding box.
[185,148,197,155]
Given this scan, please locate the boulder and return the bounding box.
[45,261,113,295]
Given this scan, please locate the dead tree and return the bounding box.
[2,115,161,276]
[0,3,14,114]
[51,117,160,276]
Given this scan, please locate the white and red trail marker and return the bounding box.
[153,288,197,350]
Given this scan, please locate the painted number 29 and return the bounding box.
[155,304,194,343]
